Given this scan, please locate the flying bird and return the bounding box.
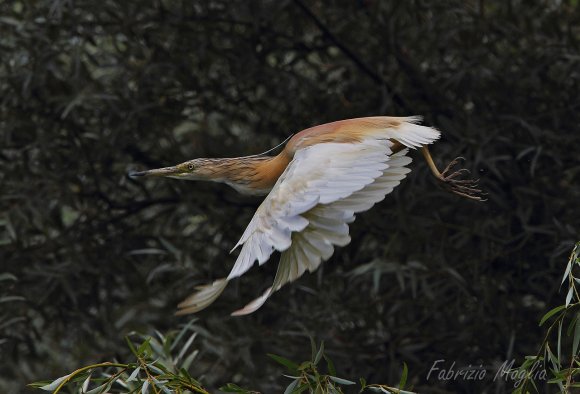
[130,116,483,315]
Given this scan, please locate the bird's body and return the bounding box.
[130,116,482,315]
[159,117,419,195]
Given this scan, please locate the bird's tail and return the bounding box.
[382,116,441,149]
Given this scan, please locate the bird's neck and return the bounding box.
[205,152,291,196]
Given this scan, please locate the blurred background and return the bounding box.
[1,0,579,392]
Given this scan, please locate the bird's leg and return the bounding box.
[420,146,486,201]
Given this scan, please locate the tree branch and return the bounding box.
[293,0,408,111]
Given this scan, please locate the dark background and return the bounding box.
[1,0,579,393]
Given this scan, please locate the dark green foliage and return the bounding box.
[30,324,410,394]
[514,243,580,392]
[1,1,579,393]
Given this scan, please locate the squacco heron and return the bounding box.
[130,116,483,315]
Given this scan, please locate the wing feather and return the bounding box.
[230,150,414,315]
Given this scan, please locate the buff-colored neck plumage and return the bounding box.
[193,151,291,196]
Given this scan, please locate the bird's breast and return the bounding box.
[226,181,272,196]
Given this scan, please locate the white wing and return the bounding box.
[230,150,413,315]
[177,119,440,315]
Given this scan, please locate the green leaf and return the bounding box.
[85,379,115,394]
[149,337,164,357]
[566,313,578,336]
[557,320,562,362]
[310,337,317,362]
[137,338,152,357]
[314,341,324,365]
[81,372,92,392]
[154,380,172,394]
[0,295,26,303]
[573,314,580,355]
[219,382,252,393]
[324,354,336,376]
[546,345,560,371]
[399,362,408,389]
[176,332,198,365]
[292,383,310,394]
[141,379,149,394]
[359,377,367,388]
[39,374,70,391]
[181,350,199,371]
[540,305,566,326]
[328,376,355,385]
[127,367,141,382]
[171,318,197,352]
[566,287,574,307]
[267,354,299,372]
[147,363,167,375]
[561,260,572,285]
[283,379,299,394]
[126,336,139,357]
[0,273,17,282]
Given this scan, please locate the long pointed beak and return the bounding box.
[128,166,182,178]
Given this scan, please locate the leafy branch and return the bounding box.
[29,319,209,394]
[221,339,416,394]
[31,324,411,394]
[513,242,580,393]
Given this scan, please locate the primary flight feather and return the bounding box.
[130,116,483,315]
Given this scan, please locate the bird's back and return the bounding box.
[285,116,425,154]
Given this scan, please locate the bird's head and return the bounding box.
[129,156,275,196]
[129,158,213,181]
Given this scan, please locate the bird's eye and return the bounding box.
[188,163,195,170]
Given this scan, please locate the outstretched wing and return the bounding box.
[230,150,413,315]
[177,118,440,315]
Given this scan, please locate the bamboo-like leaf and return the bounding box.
[0,296,26,303]
[540,305,566,326]
[574,314,580,356]
[359,377,366,388]
[566,287,574,307]
[171,319,197,352]
[176,332,197,364]
[153,379,172,394]
[127,366,141,382]
[328,376,355,385]
[219,383,253,392]
[39,374,70,391]
[283,379,299,394]
[137,338,152,357]
[268,354,299,371]
[546,345,560,371]
[314,341,324,365]
[126,336,138,357]
[324,354,336,376]
[0,273,17,282]
[310,337,317,362]
[181,350,199,371]
[561,260,572,286]
[399,362,408,389]
[85,379,114,394]
[149,337,164,356]
[81,373,92,392]
[292,383,310,394]
[147,363,166,375]
[557,320,562,364]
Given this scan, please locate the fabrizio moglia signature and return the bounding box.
[426,359,547,387]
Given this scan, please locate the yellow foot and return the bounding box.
[437,157,486,201]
